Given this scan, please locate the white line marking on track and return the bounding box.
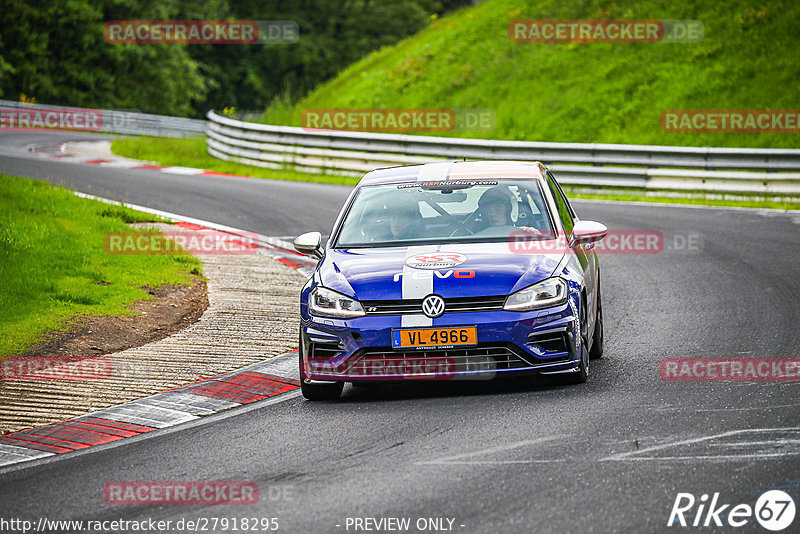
[601,427,800,462]
[160,166,206,175]
[418,437,565,465]
[420,459,568,465]
[607,454,797,462]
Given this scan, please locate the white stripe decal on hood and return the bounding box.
[417,161,453,182]
[400,163,452,327]
[401,245,438,327]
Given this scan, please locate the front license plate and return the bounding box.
[392,327,477,349]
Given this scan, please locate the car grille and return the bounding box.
[361,295,507,316]
[307,342,574,377]
[349,343,536,371]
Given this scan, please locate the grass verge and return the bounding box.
[112,136,800,209]
[0,173,203,358]
[112,136,359,185]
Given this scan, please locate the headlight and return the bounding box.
[504,277,568,311]
[309,287,366,318]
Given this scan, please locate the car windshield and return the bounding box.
[335,179,554,247]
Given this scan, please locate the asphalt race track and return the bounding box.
[1,132,799,533]
[0,132,348,239]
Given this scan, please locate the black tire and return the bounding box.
[589,286,604,360]
[564,341,589,385]
[563,297,589,385]
[298,334,343,401]
[300,379,344,401]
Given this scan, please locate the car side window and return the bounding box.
[549,172,577,221]
[546,172,574,234]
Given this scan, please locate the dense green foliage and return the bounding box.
[1,0,210,116]
[262,0,800,148]
[0,0,470,117]
[0,174,202,357]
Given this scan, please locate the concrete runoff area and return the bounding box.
[0,244,305,435]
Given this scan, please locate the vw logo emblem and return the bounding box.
[421,294,445,318]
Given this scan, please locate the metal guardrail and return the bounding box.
[206,111,800,195]
[0,100,206,137]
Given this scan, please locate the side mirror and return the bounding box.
[293,231,323,259]
[570,220,608,247]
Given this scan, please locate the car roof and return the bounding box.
[358,160,549,186]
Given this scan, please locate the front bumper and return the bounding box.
[301,300,581,381]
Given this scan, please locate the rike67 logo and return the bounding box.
[669,491,795,531]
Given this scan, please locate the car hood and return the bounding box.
[318,243,564,300]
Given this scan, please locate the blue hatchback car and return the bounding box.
[293,161,608,400]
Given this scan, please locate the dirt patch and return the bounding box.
[18,279,208,361]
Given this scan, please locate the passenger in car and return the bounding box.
[385,198,425,240]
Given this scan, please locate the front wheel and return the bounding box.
[300,379,343,401]
[563,298,589,385]
[563,341,589,385]
[589,287,604,360]
[299,335,343,401]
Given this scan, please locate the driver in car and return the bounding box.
[476,187,543,237]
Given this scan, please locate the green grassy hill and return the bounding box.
[261,0,800,148]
